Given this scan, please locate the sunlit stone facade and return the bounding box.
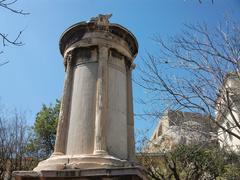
[34,14,138,171]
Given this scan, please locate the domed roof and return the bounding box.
[59,14,138,58]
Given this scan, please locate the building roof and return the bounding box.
[59,15,138,58]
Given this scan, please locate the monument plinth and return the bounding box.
[14,15,146,180]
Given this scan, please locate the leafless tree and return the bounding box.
[0,0,29,66]
[136,19,240,146]
[0,107,36,179]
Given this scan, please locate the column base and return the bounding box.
[13,167,147,180]
[51,152,65,157]
[94,150,108,155]
[33,154,135,172]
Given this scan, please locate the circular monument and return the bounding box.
[34,14,139,171]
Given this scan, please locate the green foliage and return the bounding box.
[139,145,240,180]
[221,151,240,179]
[171,145,224,179]
[28,100,60,159]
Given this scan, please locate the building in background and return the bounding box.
[216,73,240,152]
[148,110,217,152]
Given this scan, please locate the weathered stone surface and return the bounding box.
[14,14,145,180]
[13,14,146,179]
[216,73,240,151]
[107,66,128,159]
[66,63,98,155]
[148,110,217,152]
[14,167,147,180]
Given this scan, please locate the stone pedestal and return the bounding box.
[13,167,146,180]
[14,14,145,179]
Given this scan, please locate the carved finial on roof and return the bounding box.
[90,14,112,30]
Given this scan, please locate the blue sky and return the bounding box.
[0,0,239,136]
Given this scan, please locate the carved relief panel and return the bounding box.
[108,48,126,73]
[74,46,98,66]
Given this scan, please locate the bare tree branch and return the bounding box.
[0,31,23,47]
[0,0,29,15]
[0,0,28,65]
[136,18,240,147]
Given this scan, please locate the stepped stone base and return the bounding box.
[33,154,131,171]
[13,167,147,180]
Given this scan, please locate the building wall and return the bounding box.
[217,74,240,152]
[218,104,240,151]
[148,110,217,152]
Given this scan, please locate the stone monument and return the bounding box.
[14,15,146,179]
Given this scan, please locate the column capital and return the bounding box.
[98,46,109,56]
[64,51,74,70]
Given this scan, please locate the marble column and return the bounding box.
[127,63,136,162]
[53,51,73,156]
[94,46,109,155]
